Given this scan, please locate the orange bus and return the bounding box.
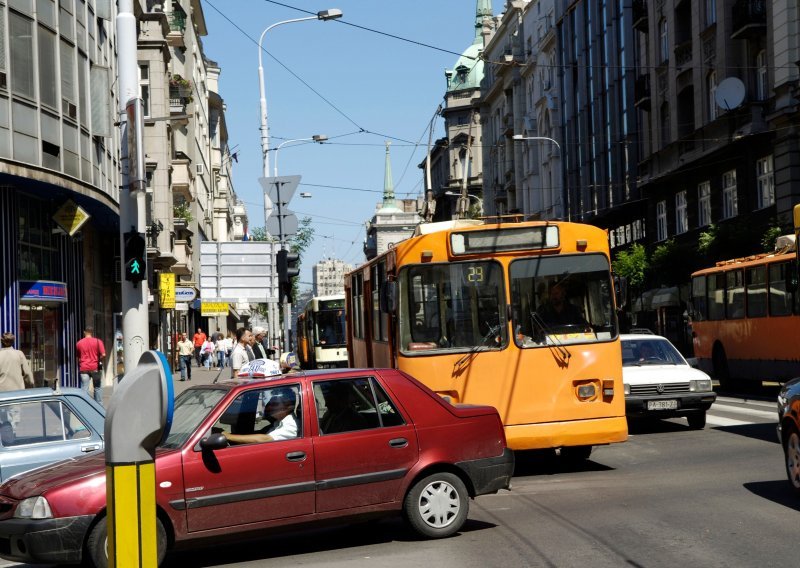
[690,244,800,384]
[345,219,627,456]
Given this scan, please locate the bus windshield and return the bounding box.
[510,253,616,346]
[315,308,346,347]
[398,261,507,352]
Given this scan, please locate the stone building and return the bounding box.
[312,258,353,297]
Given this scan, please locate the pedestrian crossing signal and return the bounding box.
[124,230,147,284]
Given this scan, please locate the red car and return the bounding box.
[0,369,513,566]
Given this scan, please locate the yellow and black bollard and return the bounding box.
[105,351,173,567]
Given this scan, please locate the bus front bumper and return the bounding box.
[503,416,628,451]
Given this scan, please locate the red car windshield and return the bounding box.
[160,388,227,449]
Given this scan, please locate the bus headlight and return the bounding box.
[577,384,596,400]
[14,496,53,519]
[690,379,712,392]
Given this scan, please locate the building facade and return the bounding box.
[312,258,353,297]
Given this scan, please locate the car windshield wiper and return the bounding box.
[530,311,571,362]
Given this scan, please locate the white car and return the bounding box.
[621,334,716,429]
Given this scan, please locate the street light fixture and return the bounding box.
[257,9,342,177]
[273,134,328,177]
[512,134,568,221]
[444,191,483,217]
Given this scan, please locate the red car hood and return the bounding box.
[1,448,176,500]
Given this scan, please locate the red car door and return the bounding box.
[181,384,315,532]
[311,376,419,513]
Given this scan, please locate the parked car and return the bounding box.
[776,377,800,494]
[0,387,105,482]
[0,368,513,567]
[621,334,716,429]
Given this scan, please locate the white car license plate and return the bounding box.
[648,400,678,410]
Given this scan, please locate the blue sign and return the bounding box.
[19,281,68,303]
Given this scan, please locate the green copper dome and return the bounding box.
[445,0,491,93]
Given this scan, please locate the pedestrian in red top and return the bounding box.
[192,327,207,367]
[75,327,105,405]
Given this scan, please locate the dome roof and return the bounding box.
[446,43,484,93]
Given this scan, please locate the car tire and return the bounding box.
[85,515,167,568]
[687,412,706,430]
[783,425,800,496]
[403,472,469,539]
[560,445,593,461]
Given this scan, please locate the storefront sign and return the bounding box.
[175,287,196,302]
[159,274,175,309]
[53,200,90,236]
[19,281,68,303]
[201,302,229,317]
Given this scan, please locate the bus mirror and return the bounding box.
[381,281,397,314]
[614,275,628,309]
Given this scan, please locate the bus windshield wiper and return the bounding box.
[530,311,571,362]
[454,322,502,368]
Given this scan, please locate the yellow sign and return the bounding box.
[159,273,175,309]
[201,302,229,316]
[53,199,90,236]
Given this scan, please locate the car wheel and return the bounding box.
[687,412,706,430]
[560,445,593,461]
[403,472,469,539]
[784,426,800,496]
[86,515,167,568]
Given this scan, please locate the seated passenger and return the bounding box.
[319,382,367,434]
[638,343,661,362]
[224,388,298,444]
[536,283,588,328]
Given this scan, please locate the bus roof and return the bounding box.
[691,249,796,277]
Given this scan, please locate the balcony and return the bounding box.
[731,0,766,40]
[674,40,693,69]
[632,0,648,32]
[170,159,194,202]
[173,239,193,276]
[166,10,187,47]
[634,75,651,110]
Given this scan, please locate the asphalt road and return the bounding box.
[3,392,796,568]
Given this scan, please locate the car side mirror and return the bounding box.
[614,275,628,310]
[199,433,228,451]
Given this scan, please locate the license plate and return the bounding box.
[648,400,678,410]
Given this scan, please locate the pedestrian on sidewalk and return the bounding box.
[75,328,105,404]
[177,332,194,381]
[230,327,252,378]
[192,327,207,367]
[251,327,268,359]
[201,337,214,369]
[0,332,34,392]
[214,333,226,369]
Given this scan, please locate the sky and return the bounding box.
[201,0,505,290]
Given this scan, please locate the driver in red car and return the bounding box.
[224,388,297,444]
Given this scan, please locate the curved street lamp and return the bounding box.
[512,134,568,221]
[274,134,328,177]
[257,9,342,177]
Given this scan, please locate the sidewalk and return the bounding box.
[101,364,232,407]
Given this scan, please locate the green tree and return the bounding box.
[288,217,315,302]
[612,243,647,289]
[761,224,783,252]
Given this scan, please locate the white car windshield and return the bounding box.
[622,338,686,367]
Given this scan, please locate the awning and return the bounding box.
[651,286,681,309]
[632,290,654,312]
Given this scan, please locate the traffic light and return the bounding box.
[123,230,147,284]
[277,249,300,302]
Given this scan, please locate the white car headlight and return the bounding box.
[690,379,712,392]
[623,383,630,396]
[14,496,53,519]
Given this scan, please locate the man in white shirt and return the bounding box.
[225,388,298,443]
[229,327,253,378]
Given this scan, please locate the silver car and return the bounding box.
[0,387,104,482]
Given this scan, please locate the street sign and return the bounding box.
[266,210,298,240]
[260,175,300,204]
[201,302,229,316]
[199,241,279,302]
[53,199,90,236]
[159,273,175,308]
[175,287,196,302]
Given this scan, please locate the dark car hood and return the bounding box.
[1,447,177,500]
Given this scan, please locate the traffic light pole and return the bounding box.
[117,2,149,374]
[276,181,291,354]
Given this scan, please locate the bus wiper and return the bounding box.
[530,311,571,362]
[454,322,502,368]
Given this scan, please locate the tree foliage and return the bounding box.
[761,225,783,252]
[612,243,647,289]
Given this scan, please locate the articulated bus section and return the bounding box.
[345,219,627,453]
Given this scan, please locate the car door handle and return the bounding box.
[389,438,408,448]
[286,451,306,462]
[81,444,101,453]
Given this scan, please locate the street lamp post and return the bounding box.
[274,135,328,179]
[257,9,341,354]
[444,191,483,217]
[512,134,568,221]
